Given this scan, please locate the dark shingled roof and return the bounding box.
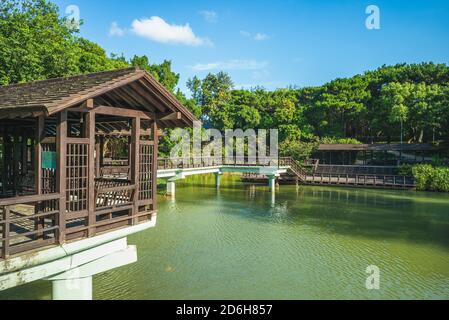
[0,67,198,128]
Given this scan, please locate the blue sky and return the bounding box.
[54,0,449,94]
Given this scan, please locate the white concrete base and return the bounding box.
[1,220,155,296]
[46,243,137,300]
[215,173,222,189]
[167,181,176,196]
[52,276,93,300]
[268,176,276,192]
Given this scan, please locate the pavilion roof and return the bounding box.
[0,67,198,128]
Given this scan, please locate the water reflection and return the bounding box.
[2,174,449,300]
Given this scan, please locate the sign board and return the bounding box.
[42,151,57,169]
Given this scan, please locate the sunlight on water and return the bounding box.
[2,174,449,300]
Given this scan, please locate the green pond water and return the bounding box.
[1,175,449,300]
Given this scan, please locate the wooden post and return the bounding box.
[35,116,44,195]
[151,121,158,212]
[35,116,45,240]
[99,136,104,171]
[128,136,132,167]
[95,138,100,178]
[86,111,96,237]
[1,134,7,196]
[1,207,10,259]
[56,111,67,244]
[13,129,20,195]
[131,117,141,225]
[21,133,28,175]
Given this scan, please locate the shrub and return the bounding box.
[398,164,413,176]
[430,167,449,192]
[320,137,362,145]
[412,164,434,191]
[279,140,319,161]
[411,164,449,192]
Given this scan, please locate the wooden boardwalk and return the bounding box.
[304,173,415,189]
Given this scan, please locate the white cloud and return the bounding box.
[131,16,212,46]
[254,33,270,41]
[252,69,270,80]
[240,31,271,41]
[190,59,268,71]
[109,22,125,37]
[199,10,218,23]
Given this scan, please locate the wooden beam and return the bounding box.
[41,137,56,144]
[157,112,182,121]
[56,110,67,244]
[68,105,154,122]
[95,105,154,120]
[128,81,165,112]
[80,98,94,109]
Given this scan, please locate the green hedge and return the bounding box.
[412,164,449,192]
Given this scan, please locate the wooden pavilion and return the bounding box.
[0,67,197,260]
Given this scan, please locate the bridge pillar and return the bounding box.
[215,172,223,189]
[167,181,176,197]
[44,238,137,300]
[268,175,276,193]
[52,276,93,300]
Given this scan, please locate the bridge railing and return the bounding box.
[157,157,281,170]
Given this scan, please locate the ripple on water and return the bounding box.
[1,180,449,300]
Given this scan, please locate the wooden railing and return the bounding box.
[95,179,135,210]
[306,173,415,188]
[1,193,61,260]
[279,157,308,181]
[100,166,130,179]
[0,178,155,260]
[157,156,280,170]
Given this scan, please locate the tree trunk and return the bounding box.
[418,129,424,143]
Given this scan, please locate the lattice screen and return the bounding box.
[66,143,88,212]
[138,143,153,202]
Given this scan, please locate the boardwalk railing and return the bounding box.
[306,173,415,188]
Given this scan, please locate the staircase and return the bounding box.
[279,157,308,182]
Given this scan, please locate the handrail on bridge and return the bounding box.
[156,156,308,182]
